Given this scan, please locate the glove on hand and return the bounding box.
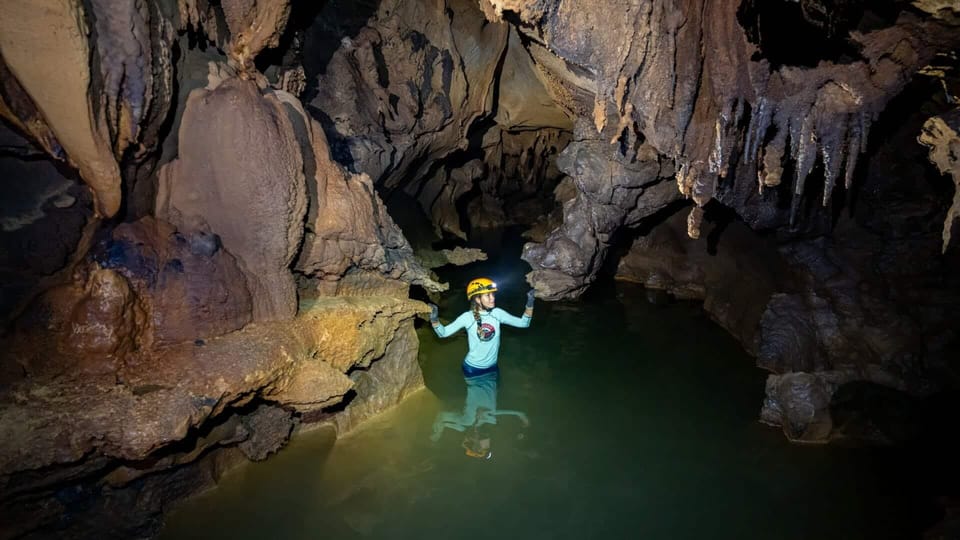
[525,289,536,309]
[428,303,439,323]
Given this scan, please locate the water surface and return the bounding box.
[161,233,935,540]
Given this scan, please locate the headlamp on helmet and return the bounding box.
[466,278,497,299]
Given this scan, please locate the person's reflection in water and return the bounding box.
[430,371,529,459]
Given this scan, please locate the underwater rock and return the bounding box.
[760,371,838,444]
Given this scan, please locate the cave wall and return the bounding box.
[0,1,443,537]
[305,1,574,241]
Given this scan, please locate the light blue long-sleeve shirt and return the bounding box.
[430,371,528,441]
[432,307,531,368]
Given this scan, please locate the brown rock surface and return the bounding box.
[0,296,428,536]
[221,0,292,72]
[0,0,122,217]
[306,0,509,188]
[496,0,960,298]
[157,75,308,322]
[616,208,793,354]
[3,263,145,380]
[0,0,176,220]
[107,217,253,346]
[918,110,960,253]
[291,98,444,292]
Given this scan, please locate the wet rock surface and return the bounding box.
[616,207,793,354]
[0,296,428,539]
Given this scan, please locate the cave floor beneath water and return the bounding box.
[160,231,944,540]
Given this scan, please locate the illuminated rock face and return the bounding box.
[0,296,426,538]
[157,76,308,322]
[491,0,960,299]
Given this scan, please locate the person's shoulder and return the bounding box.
[456,311,472,320]
[490,307,508,317]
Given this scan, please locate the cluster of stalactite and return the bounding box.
[483,0,960,299]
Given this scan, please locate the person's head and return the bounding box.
[466,277,497,311]
[462,425,492,459]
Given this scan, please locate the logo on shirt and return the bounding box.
[478,322,496,342]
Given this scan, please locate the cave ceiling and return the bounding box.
[0,0,957,301]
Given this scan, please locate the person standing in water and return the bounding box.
[428,277,535,378]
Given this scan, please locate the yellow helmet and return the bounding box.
[466,277,497,299]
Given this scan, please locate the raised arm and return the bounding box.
[491,409,530,427]
[431,308,471,338]
[493,290,536,328]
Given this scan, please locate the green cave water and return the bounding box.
[160,229,941,540]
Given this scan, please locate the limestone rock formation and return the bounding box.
[306,0,508,187]
[306,0,571,240]
[4,263,146,379]
[918,110,960,253]
[157,74,306,322]
[524,127,678,299]
[104,217,253,347]
[616,208,793,353]
[0,0,174,218]
[489,0,960,299]
[220,0,291,72]
[292,100,444,293]
[0,124,93,328]
[0,296,427,538]
[0,1,447,536]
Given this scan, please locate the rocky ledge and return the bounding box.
[0,295,428,539]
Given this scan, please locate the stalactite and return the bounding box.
[918,111,960,253]
[794,114,818,199]
[818,115,847,206]
[760,126,788,190]
[686,204,704,239]
[746,97,773,166]
[844,117,862,189]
